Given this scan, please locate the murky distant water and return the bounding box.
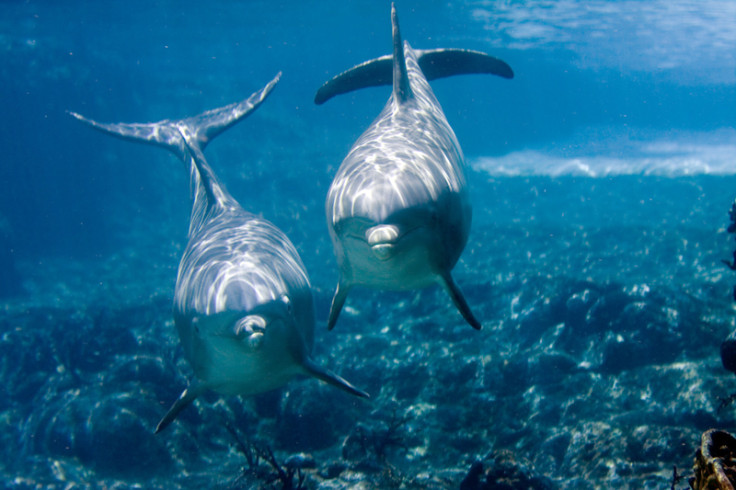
[0,1,734,488]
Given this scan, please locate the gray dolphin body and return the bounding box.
[70,74,367,434]
[316,5,514,331]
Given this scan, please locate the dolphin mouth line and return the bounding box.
[343,222,429,260]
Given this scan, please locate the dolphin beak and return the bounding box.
[366,224,400,260]
[234,315,267,349]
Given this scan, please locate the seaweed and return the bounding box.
[718,394,736,414]
[723,200,736,299]
[670,465,687,490]
[368,404,414,463]
[345,404,413,465]
[224,421,307,490]
[720,199,736,403]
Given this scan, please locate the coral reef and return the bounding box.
[690,429,736,490]
[3,177,736,488]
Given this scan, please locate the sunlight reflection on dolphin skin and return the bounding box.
[174,214,309,316]
[327,40,471,279]
[330,45,467,224]
[319,5,501,331]
[317,4,514,330]
[71,74,368,433]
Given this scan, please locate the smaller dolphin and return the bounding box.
[70,73,368,434]
[316,4,513,331]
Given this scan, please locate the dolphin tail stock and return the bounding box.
[155,380,207,434]
[390,3,412,104]
[68,72,281,158]
[303,358,370,399]
[326,280,352,331]
[438,271,482,330]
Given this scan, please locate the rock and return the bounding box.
[599,301,683,373]
[275,386,354,452]
[459,451,554,490]
[585,289,632,332]
[691,429,736,490]
[24,388,173,478]
[341,425,371,463]
[565,289,599,331]
[285,452,317,470]
[77,392,174,476]
[529,352,579,386]
[721,330,736,375]
[460,460,485,490]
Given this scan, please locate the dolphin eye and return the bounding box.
[280,295,292,313]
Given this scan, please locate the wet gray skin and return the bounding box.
[70,74,368,434]
[316,4,514,331]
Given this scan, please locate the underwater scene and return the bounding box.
[2,0,736,488]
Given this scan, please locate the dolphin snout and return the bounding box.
[366,224,400,260]
[235,315,267,349]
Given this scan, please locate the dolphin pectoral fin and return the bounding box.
[439,272,482,330]
[155,381,205,434]
[327,281,351,331]
[417,49,514,81]
[303,359,370,399]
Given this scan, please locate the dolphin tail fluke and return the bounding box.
[314,3,512,105]
[68,110,184,153]
[303,359,370,399]
[439,272,482,330]
[69,72,281,157]
[314,56,392,105]
[326,281,351,331]
[417,49,514,81]
[180,72,280,150]
[154,381,205,434]
[314,48,514,105]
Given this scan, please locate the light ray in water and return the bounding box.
[472,130,736,177]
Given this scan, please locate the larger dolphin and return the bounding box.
[70,74,367,433]
[316,4,514,330]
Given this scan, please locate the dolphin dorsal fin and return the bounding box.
[391,3,412,104]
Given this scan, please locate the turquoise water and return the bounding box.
[1,1,735,488]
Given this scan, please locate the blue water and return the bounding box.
[1,1,735,488]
